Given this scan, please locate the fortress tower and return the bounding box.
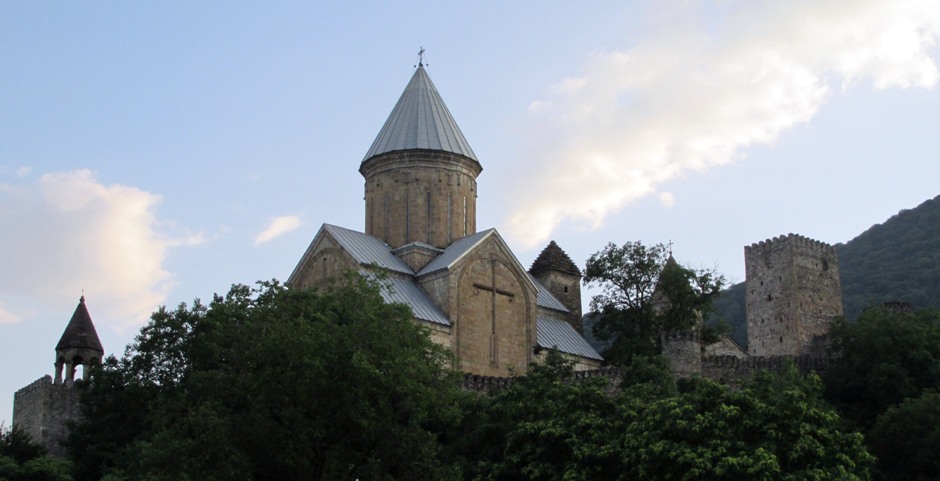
[745,234,842,357]
[13,296,104,456]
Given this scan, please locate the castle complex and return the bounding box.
[11,62,847,452]
[661,233,843,383]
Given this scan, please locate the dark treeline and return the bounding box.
[4,276,939,480]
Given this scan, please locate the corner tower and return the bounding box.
[360,64,482,250]
[745,234,842,357]
[14,296,104,456]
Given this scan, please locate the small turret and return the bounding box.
[529,241,583,333]
[54,295,104,383]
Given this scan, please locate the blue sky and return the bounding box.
[3,1,940,424]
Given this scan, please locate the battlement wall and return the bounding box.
[746,233,837,257]
[13,376,83,457]
[701,354,829,387]
[460,366,624,393]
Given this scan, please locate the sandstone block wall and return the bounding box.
[448,237,537,377]
[361,150,481,249]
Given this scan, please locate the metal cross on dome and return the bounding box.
[417,46,426,67]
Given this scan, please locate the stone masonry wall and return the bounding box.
[533,270,583,334]
[661,330,702,378]
[745,234,842,357]
[361,150,481,250]
[13,375,83,457]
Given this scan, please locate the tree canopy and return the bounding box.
[0,425,73,481]
[67,275,463,481]
[824,306,940,430]
[450,354,872,481]
[584,241,724,362]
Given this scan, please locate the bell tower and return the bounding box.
[360,61,482,250]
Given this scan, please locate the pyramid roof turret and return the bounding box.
[55,296,104,354]
[529,241,581,277]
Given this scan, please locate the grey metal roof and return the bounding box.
[363,66,478,162]
[529,274,569,313]
[362,271,451,326]
[537,316,603,361]
[323,224,414,275]
[416,229,495,276]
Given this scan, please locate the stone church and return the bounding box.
[287,62,602,376]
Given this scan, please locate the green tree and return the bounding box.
[0,425,73,481]
[584,241,724,362]
[450,352,624,481]
[68,275,463,481]
[867,391,940,481]
[620,368,873,481]
[824,306,940,429]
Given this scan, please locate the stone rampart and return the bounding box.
[13,375,84,457]
[701,354,829,387]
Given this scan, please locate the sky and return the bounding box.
[2,0,940,425]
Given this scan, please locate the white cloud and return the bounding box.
[0,303,21,324]
[505,0,940,247]
[255,215,302,245]
[16,166,31,177]
[0,169,199,330]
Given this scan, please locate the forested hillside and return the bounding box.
[712,194,940,347]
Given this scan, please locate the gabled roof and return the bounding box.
[416,229,495,276]
[56,296,104,354]
[323,224,414,275]
[529,274,569,313]
[362,65,478,162]
[529,241,580,277]
[361,271,451,326]
[537,316,603,360]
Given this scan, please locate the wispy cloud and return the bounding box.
[255,215,302,245]
[0,169,201,330]
[0,303,21,324]
[505,0,940,248]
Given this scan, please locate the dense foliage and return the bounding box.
[67,276,463,481]
[52,271,899,481]
[0,425,72,481]
[584,241,724,363]
[824,306,940,429]
[450,354,872,481]
[867,391,940,481]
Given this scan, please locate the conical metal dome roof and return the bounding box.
[362,65,477,162]
[55,296,104,354]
